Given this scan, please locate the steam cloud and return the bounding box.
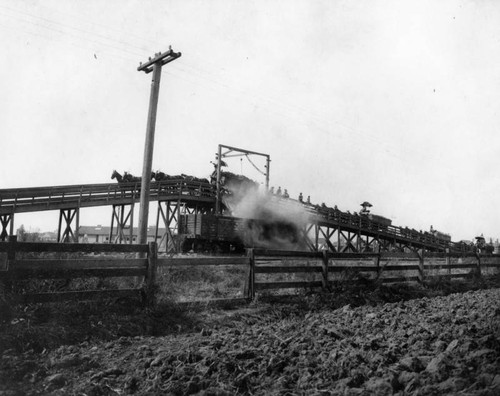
[222,179,312,250]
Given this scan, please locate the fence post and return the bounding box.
[475,251,482,277]
[321,250,329,290]
[245,248,255,301]
[417,249,425,284]
[375,249,381,280]
[3,236,17,294]
[243,249,249,298]
[7,235,16,261]
[0,237,14,304]
[445,248,451,276]
[144,242,158,307]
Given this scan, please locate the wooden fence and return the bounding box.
[0,236,156,305]
[0,237,250,306]
[1,238,500,305]
[247,249,500,299]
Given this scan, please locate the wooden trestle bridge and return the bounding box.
[0,180,461,253]
[307,207,454,254]
[0,180,214,246]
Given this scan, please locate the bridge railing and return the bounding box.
[151,179,215,199]
[0,183,137,213]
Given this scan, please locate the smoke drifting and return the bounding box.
[222,177,312,250]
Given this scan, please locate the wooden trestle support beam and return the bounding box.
[57,208,80,243]
[155,200,212,253]
[155,200,180,253]
[303,222,424,253]
[109,204,134,244]
[0,214,14,241]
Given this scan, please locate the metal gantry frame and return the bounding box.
[215,144,270,215]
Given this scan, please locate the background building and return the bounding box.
[78,225,166,246]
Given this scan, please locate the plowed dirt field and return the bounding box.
[1,282,499,395]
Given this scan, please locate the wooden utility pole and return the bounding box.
[137,48,181,245]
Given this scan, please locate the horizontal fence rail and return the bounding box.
[7,259,147,279]
[0,241,149,253]
[157,257,249,267]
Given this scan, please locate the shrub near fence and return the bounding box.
[155,255,250,304]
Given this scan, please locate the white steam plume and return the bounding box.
[222,179,312,250]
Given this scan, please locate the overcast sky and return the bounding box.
[1,0,499,242]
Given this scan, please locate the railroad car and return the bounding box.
[178,213,305,253]
[365,213,392,227]
[429,226,451,242]
[178,214,244,253]
[433,231,452,242]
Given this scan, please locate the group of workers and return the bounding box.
[269,186,323,209]
[269,186,312,203]
[269,186,290,199]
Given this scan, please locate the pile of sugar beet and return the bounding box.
[1,283,499,395]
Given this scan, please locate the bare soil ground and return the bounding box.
[1,277,500,395]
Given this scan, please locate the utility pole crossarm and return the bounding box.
[138,48,182,74]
